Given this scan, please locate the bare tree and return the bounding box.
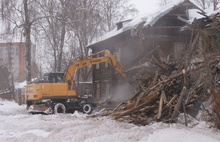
[37,0,78,72]
[23,0,32,81]
[212,0,220,10]
[194,0,220,10]
[194,0,209,9]
[0,0,43,82]
[67,0,137,81]
[1,0,137,81]
[37,0,137,80]
[159,0,173,5]
[66,0,100,81]
[99,0,137,32]
[159,0,219,11]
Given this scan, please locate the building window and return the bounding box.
[103,80,111,99]
[16,48,19,55]
[96,54,100,69]
[95,81,101,99]
[104,53,109,68]
[174,42,184,60]
[105,62,109,68]
[119,47,121,61]
[114,47,121,62]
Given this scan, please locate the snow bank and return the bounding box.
[0,99,26,115]
[147,127,219,142]
[0,99,219,142]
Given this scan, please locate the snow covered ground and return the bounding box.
[0,99,220,142]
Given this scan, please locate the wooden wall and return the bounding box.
[89,1,198,103]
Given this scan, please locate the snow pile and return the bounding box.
[15,78,38,89]
[147,128,219,142]
[0,99,26,115]
[0,99,219,142]
[14,81,27,89]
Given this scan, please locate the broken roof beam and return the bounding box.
[167,13,188,17]
[143,35,187,40]
[152,26,182,29]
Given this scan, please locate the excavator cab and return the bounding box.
[43,73,64,83]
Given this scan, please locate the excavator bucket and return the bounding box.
[27,104,53,114]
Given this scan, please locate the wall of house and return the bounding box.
[89,2,199,103]
[92,58,116,101]
[138,5,191,63]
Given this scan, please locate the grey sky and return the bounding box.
[131,0,160,14]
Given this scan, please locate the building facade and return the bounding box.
[87,0,203,102]
[0,42,37,82]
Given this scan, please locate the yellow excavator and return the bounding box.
[25,50,126,114]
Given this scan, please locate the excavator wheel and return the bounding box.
[53,103,66,114]
[82,103,93,114]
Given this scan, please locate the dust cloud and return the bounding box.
[95,82,135,107]
[111,82,134,102]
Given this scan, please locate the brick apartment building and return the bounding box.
[0,42,37,82]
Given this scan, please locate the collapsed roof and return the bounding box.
[87,0,203,48]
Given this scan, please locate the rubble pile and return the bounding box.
[106,13,220,127]
[90,50,220,128]
[109,53,220,126]
[92,12,220,128]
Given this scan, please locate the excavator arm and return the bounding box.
[63,50,126,83]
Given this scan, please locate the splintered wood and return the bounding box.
[107,14,220,126]
[110,65,189,125]
[92,52,220,126]
[92,13,220,127]
[106,57,218,125]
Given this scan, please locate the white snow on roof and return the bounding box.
[205,8,220,16]
[88,0,202,47]
[188,9,205,23]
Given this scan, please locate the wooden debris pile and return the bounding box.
[105,13,220,126]
[109,60,190,125]
[92,13,220,128]
[97,52,220,126]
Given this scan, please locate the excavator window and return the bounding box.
[67,80,71,90]
[43,75,49,81]
[43,73,64,83]
[57,76,62,82]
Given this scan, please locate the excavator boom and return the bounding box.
[63,50,126,83]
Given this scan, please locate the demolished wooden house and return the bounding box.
[90,8,220,128]
[87,0,203,104]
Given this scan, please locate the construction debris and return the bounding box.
[95,53,219,126]
[89,12,220,129]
